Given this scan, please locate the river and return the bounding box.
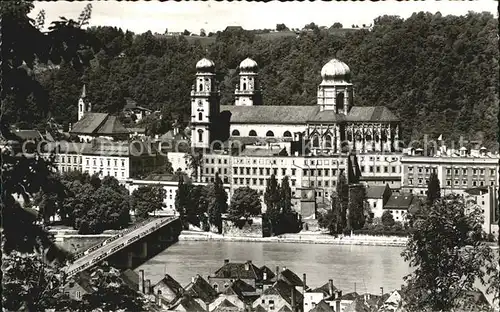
[136,240,411,295]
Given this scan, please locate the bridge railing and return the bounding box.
[71,217,158,260]
[65,217,176,276]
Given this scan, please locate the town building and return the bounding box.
[400,144,499,196]
[208,260,264,292]
[303,279,339,312]
[464,186,499,236]
[252,280,304,312]
[123,97,152,122]
[382,193,420,223]
[151,273,185,306]
[365,184,392,219]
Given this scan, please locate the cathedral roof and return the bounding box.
[196,58,215,72]
[321,59,351,82]
[346,106,399,122]
[220,105,398,124]
[239,58,258,71]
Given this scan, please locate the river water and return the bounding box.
[136,240,411,295]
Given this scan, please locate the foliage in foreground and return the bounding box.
[401,194,498,311]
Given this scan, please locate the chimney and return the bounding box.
[244,262,250,271]
[282,266,287,272]
[68,123,72,131]
[337,290,342,298]
[192,276,196,283]
[139,270,145,293]
[291,288,296,312]
[157,290,162,306]
[276,266,280,277]
[328,279,334,297]
[145,279,151,295]
[263,272,268,280]
[224,259,230,264]
[302,274,307,294]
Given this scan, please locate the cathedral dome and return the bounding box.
[320,59,351,81]
[196,58,215,71]
[239,57,258,71]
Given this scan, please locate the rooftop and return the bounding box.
[212,261,262,280]
[70,113,129,136]
[261,280,303,306]
[384,193,414,210]
[365,185,390,199]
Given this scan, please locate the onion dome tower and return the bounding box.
[317,59,353,114]
[235,57,261,106]
[191,58,220,149]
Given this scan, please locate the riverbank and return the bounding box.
[179,230,409,247]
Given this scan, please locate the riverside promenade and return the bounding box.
[179,230,409,247]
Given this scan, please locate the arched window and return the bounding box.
[283,131,292,138]
[198,130,203,142]
[324,135,332,148]
[198,112,203,121]
[347,130,353,142]
[313,136,320,148]
[232,129,240,136]
[79,103,83,111]
[336,92,344,112]
[249,130,257,137]
[381,130,388,142]
[365,131,372,141]
[374,131,380,142]
[243,83,247,90]
[213,142,221,150]
[266,130,274,137]
[199,84,203,91]
[355,130,363,141]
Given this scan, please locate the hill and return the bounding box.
[10,12,499,146]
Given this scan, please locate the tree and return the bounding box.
[401,194,498,311]
[276,23,289,31]
[200,28,206,37]
[175,174,189,227]
[317,208,338,235]
[347,184,367,230]
[229,187,262,219]
[280,176,292,214]
[427,172,441,205]
[381,210,396,227]
[264,174,281,235]
[331,22,343,29]
[207,173,227,233]
[131,185,166,220]
[336,170,349,231]
[185,151,203,181]
[183,29,191,36]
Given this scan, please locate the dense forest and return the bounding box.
[6,11,498,146]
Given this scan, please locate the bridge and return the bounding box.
[63,216,182,277]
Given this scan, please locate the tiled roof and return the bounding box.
[254,305,267,312]
[310,300,333,312]
[346,106,399,122]
[79,140,157,156]
[279,269,303,287]
[223,279,256,299]
[277,305,293,312]
[212,261,261,280]
[384,194,414,210]
[259,266,276,281]
[70,113,129,135]
[144,173,191,183]
[220,105,318,125]
[184,275,218,303]
[213,299,237,310]
[41,142,89,154]
[171,294,206,312]
[311,282,338,296]
[13,129,44,141]
[240,147,287,157]
[365,185,389,199]
[338,292,359,301]
[308,109,346,123]
[154,274,184,297]
[120,269,139,291]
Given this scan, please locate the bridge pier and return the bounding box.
[127,251,134,268]
[140,241,148,258]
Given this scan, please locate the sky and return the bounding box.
[31,1,497,34]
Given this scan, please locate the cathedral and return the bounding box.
[190,57,400,155]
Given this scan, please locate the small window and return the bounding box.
[198,112,203,121]
[198,130,203,142]
[284,131,292,137]
[266,130,274,137]
[232,129,240,136]
[249,130,257,137]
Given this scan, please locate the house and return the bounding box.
[208,260,263,291]
[333,292,358,312]
[260,265,277,291]
[304,280,339,312]
[276,267,307,294]
[383,194,416,223]
[184,274,218,305]
[152,274,185,306]
[344,293,387,312]
[123,98,152,122]
[70,112,130,142]
[12,129,44,142]
[127,127,147,139]
[464,186,499,236]
[253,280,304,312]
[209,279,258,312]
[377,290,403,312]
[222,279,260,303]
[62,271,94,301]
[365,185,392,219]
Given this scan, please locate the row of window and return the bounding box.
[363,165,398,174]
[231,129,292,138]
[57,155,82,164]
[233,177,297,187]
[408,166,496,176]
[360,156,399,162]
[233,167,296,176]
[84,158,126,168]
[408,178,496,187]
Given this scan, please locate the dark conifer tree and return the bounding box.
[427,172,441,205]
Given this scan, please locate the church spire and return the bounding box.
[81,84,87,98]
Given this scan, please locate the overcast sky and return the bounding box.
[31,1,497,34]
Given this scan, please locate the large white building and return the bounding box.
[186,57,402,210]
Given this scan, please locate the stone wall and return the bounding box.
[222,217,263,238]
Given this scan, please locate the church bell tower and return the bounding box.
[78,84,91,121]
[190,58,220,149]
[234,57,261,106]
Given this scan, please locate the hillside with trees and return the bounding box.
[10,11,498,146]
